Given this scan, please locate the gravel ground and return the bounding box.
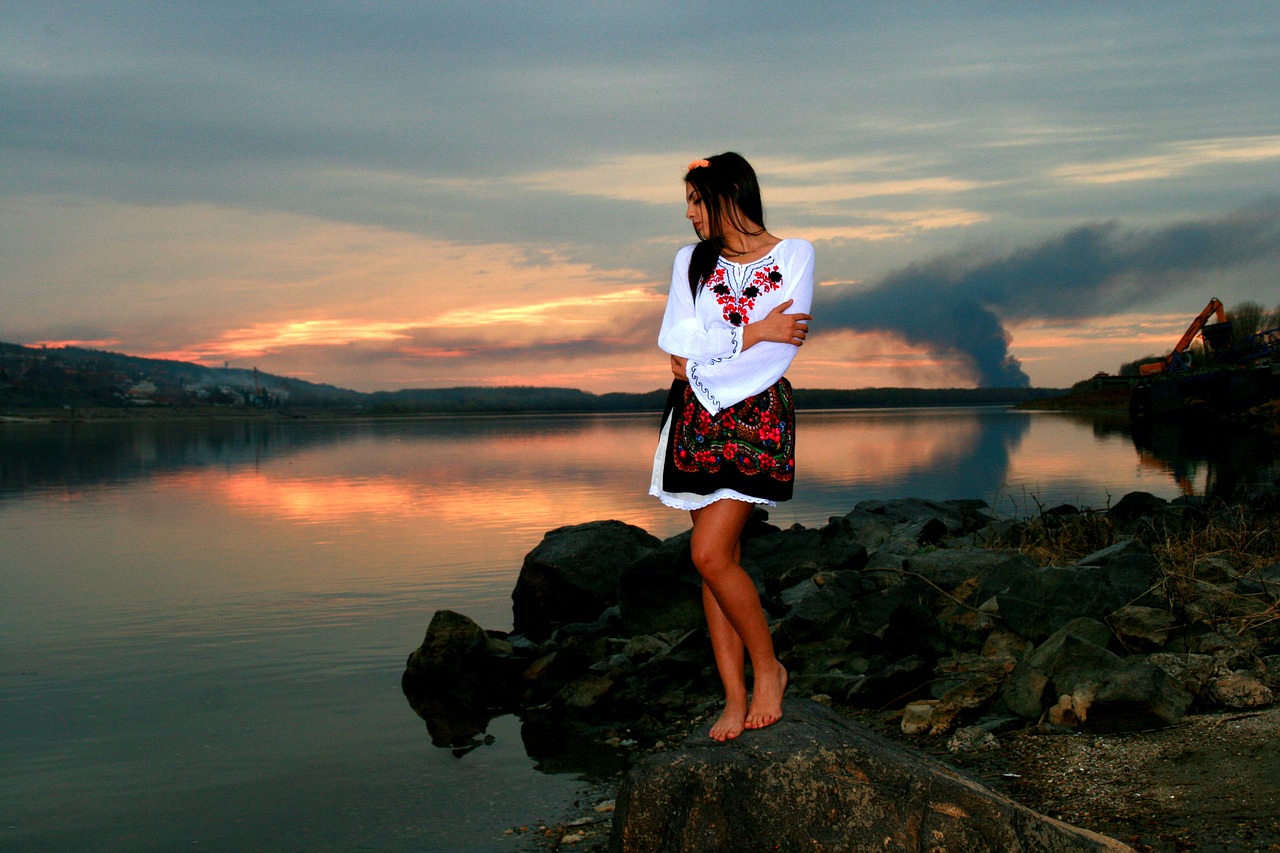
[520,704,1280,852]
[959,707,1280,852]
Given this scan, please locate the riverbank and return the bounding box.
[409,490,1280,852]
[1017,386,1132,413]
[518,704,1280,852]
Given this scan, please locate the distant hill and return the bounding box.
[0,341,364,409]
[0,341,1066,414]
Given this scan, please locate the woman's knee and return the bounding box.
[689,542,732,580]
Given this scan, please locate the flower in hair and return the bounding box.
[687,159,710,170]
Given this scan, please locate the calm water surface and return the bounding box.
[1,408,1273,851]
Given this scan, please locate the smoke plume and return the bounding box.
[818,201,1280,386]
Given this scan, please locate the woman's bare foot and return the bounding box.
[710,697,748,742]
[744,662,787,730]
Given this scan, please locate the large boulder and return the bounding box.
[403,610,523,749]
[741,524,869,593]
[853,497,991,534]
[609,699,1133,852]
[775,570,873,647]
[617,530,704,636]
[512,520,660,639]
[405,609,490,679]
[1033,634,1193,731]
[996,540,1159,643]
[1106,491,1169,526]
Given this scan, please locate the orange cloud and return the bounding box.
[144,320,416,363]
[1053,135,1280,185]
[426,287,658,328]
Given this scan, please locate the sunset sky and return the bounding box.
[3,2,1279,392]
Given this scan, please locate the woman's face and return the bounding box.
[685,182,709,240]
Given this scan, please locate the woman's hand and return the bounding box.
[670,355,688,380]
[744,299,811,350]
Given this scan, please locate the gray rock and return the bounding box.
[555,672,618,710]
[776,570,870,646]
[997,546,1157,643]
[1236,561,1280,599]
[896,515,950,545]
[1195,555,1238,584]
[621,634,670,662]
[1106,491,1168,525]
[1147,652,1216,699]
[778,576,821,607]
[1209,672,1275,708]
[1035,634,1193,731]
[617,530,704,637]
[854,497,991,534]
[1108,605,1177,651]
[845,654,933,708]
[948,725,1000,753]
[904,548,1039,593]
[742,525,869,590]
[513,520,660,640]
[823,507,897,548]
[789,671,865,697]
[609,700,1133,852]
[843,577,942,654]
[927,664,1014,734]
[956,516,1026,548]
[1027,618,1115,671]
[1000,661,1053,719]
[405,609,487,678]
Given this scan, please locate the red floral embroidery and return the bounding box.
[671,382,794,482]
[706,262,783,327]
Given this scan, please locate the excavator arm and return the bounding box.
[1139,298,1228,375]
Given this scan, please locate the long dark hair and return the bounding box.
[685,152,766,295]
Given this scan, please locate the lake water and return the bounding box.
[1,408,1275,851]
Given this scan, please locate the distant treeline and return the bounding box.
[794,386,1065,409]
[1,341,1066,414]
[367,385,1067,414]
[367,386,669,414]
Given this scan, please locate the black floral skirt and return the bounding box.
[661,378,795,502]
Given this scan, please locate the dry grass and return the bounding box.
[994,494,1280,644]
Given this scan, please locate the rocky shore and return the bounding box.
[403,490,1280,852]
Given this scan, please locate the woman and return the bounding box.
[649,152,814,741]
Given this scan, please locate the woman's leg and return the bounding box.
[690,500,788,738]
[699,532,748,741]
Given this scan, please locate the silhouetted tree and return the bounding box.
[1229,300,1266,349]
[1264,301,1280,333]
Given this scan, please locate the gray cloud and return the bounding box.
[819,201,1280,386]
[3,2,1280,390]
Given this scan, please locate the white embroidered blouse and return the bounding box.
[657,238,815,414]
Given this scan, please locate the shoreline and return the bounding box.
[418,490,1280,852]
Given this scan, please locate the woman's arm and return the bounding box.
[670,355,688,380]
[742,299,810,350]
[657,245,742,361]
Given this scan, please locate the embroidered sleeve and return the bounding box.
[657,245,743,361]
[686,240,815,415]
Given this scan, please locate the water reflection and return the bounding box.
[6,408,1279,851]
[1131,419,1280,498]
[800,408,1031,506]
[7,409,1273,519]
[402,686,629,780]
[404,687,499,756]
